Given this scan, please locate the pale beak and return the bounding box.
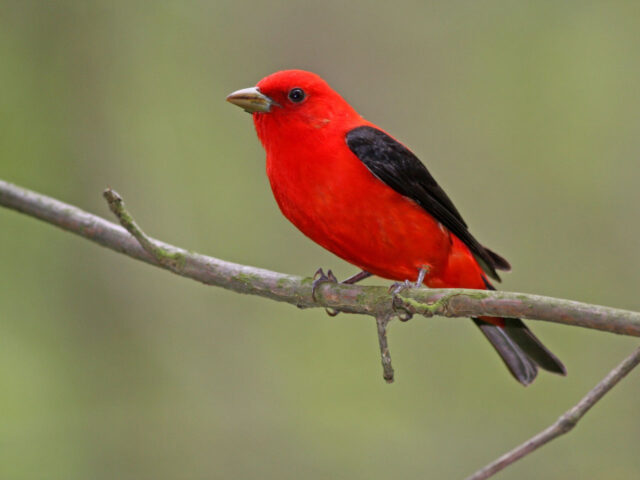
[226,86,275,113]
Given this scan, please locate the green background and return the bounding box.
[2,1,640,478]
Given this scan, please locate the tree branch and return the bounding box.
[1,180,638,337]
[465,344,640,480]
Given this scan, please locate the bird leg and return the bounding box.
[415,265,429,286]
[388,266,430,321]
[342,270,373,284]
[312,268,371,317]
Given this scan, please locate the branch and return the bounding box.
[1,180,638,337]
[466,344,640,480]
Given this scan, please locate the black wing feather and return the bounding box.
[346,125,509,281]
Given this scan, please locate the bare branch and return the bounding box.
[2,179,639,337]
[466,344,640,480]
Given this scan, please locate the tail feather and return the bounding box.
[479,280,566,381]
[483,245,511,272]
[474,317,566,385]
[473,318,538,386]
[502,319,567,375]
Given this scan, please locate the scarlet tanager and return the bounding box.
[227,70,565,385]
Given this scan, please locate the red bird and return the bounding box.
[227,70,565,385]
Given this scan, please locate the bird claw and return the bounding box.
[312,268,338,302]
[390,289,415,322]
[387,267,430,322]
[388,279,414,296]
[312,268,372,317]
[388,266,429,294]
[312,268,341,317]
[389,284,414,322]
[325,307,340,317]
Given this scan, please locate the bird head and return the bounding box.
[226,70,362,147]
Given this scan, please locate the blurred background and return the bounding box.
[2,1,640,478]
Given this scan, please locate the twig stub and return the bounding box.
[375,313,395,383]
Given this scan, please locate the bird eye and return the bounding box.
[288,88,306,103]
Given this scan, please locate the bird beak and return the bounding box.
[226,87,275,113]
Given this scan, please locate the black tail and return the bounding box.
[483,245,511,272]
[474,317,566,386]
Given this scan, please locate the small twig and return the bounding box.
[103,188,185,271]
[465,344,640,480]
[375,313,395,383]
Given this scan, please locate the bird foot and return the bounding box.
[312,268,372,317]
[387,267,430,322]
[388,281,415,322]
[388,279,415,296]
[388,266,430,295]
[312,268,338,301]
[312,268,340,316]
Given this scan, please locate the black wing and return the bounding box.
[346,125,510,281]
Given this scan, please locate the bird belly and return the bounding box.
[266,150,454,283]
